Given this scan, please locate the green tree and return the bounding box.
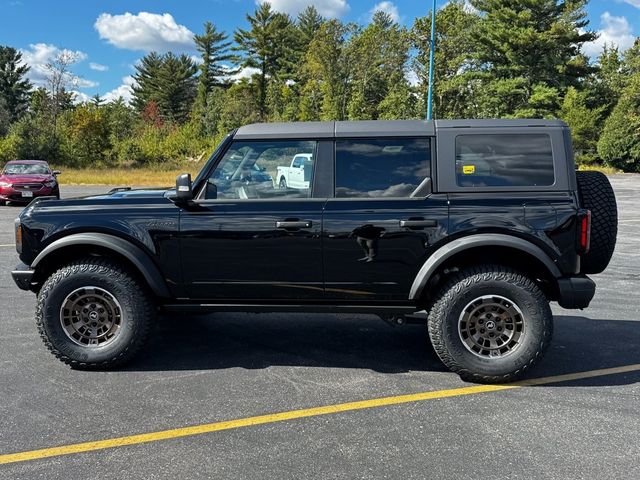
[558,86,604,164]
[469,0,596,117]
[234,3,297,118]
[598,74,640,172]
[0,46,32,125]
[300,19,351,120]
[194,22,233,112]
[297,6,324,49]
[346,12,411,120]
[412,0,478,118]
[217,80,260,133]
[132,52,197,123]
[584,45,625,116]
[131,52,163,112]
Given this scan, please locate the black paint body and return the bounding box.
[14,120,589,311]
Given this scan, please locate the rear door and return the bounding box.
[322,137,449,301]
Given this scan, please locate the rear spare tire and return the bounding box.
[576,171,617,274]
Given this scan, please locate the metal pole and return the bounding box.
[426,0,436,120]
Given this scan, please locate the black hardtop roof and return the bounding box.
[234,119,567,140]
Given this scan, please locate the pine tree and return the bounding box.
[469,0,596,117]
[0,46,32,124]
[558,86,604,163]
[347,11,411,120]
[301,19,351,121]
[470,0,596,87]
[131,52,163,112]
[194,22,233,111]
[234,3,297,118]
[155,53,197,123]
[297,6,324,51]
[598,74,640,172]
[132,52,197,123]
[412,1,478,119]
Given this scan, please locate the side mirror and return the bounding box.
[175,173,193,203]
[205,179,217,200]
[52,170,61,176]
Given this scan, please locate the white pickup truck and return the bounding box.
[276,154,313,189]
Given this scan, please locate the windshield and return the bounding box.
[3,163,50,175]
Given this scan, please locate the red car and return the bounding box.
[0,160,60,205]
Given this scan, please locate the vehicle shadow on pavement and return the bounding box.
[128,313,640,385]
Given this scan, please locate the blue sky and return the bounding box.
[1,0,639,102]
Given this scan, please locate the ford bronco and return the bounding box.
[11,120,618,383]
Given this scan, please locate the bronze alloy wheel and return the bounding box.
[458,295,525,359]
[59,286,123,347]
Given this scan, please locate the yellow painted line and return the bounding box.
[0,244,14,248]
[1,363,639,466]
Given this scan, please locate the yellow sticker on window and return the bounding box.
[463,165,476,174]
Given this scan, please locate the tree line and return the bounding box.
[0,1,639,171]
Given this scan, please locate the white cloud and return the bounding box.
[94,12,195,52]
[19,43,92,88]
[256,0,349,18]
[220,66,261,83]
[621,1,640,8]
[103,76,136,104]
[583,12,636,57]
[89,62,109,71]
[370,1,400,22]
[71,91,91,104]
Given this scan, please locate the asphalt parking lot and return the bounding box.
[0,177,639,479]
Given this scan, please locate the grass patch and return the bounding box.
[577,165,621,175]
[55,167,202,186]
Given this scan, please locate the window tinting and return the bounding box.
[335,138,431,198]
[455,134,554,187]
[203,140,316,200]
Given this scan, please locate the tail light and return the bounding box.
[577,209,591,254]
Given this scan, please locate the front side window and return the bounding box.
[455,134,555,187]
[202,140,317,200]
[335,138,431,198]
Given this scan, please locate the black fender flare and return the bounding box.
[409,233,561,300]
[31,233,171,298]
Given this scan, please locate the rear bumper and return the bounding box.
[11,262,35,291]
[557,275,596,309]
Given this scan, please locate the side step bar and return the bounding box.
[161,303,418,315]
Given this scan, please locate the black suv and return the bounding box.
[11,120,618,383]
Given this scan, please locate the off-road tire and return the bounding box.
[576,171,617,274]
[279,177,287,189]
[428,265,552,384]
[36,257,155,370]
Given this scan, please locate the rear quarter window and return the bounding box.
[456,134,555,187]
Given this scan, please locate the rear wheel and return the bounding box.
[428,265,552,384]
[279,177,287,189]
[576,171,617,274]
[36,258,155,369]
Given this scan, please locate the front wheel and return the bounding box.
[36,258,155,369]
[428,265,552,384]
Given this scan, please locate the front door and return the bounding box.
[180,139,326,300]
[322,137,448,301]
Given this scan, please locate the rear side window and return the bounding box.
[455,134,555,187]
[335,138,431,198]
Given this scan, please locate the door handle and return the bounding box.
[399,219,437,229]
[276,220,313,229]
